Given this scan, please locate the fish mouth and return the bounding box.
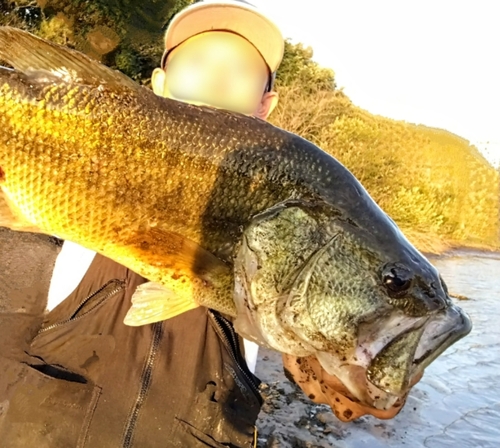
[328,303,472,410]
[409,304,472,372]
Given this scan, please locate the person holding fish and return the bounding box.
[0,0,472,446]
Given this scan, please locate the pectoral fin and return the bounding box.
[118,228,237,326]
[124,281,199,326]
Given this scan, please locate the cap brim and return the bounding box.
[165,3,284,73]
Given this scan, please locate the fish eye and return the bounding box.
[383,267,412,296]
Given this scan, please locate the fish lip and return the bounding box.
[364,302,472,401]
[355,312,428,368]
[411,303,472,371]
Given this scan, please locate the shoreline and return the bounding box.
[423,243,500,259]
[401,229,500,258]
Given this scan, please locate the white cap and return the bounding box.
[163,0,284,74]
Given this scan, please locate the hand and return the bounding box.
[282,353,410,422]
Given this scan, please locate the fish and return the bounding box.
[0,26,471,413]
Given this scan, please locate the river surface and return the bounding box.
[256,250,500,447]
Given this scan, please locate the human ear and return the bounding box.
[254,91,279,120]
[151,68,167,96]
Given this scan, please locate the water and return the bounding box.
[256,251,500,447]
[413,251,500,448]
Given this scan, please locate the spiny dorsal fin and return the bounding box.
[0,26,139,91]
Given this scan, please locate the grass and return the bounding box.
[270,82,500,254]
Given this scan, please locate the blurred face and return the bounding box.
[152,31,278,119]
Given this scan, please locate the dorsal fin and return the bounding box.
[0,26,139,91]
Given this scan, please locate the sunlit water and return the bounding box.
[256,251,500,447]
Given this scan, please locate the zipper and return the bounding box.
[209,311,261,399]
[34,279,125,338]
[122,321,163,448]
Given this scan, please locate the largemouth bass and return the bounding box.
[0,27,471,413]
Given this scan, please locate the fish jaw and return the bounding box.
[314,302,472,410]
[264,282,470,411]
[366,302,472,396]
